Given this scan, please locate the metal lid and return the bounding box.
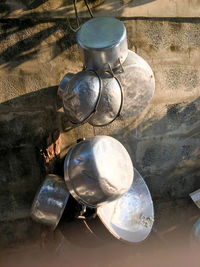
[64,136,134,208]
[31,174,70,230]
[77,17,128,71]
[77,17,126,50]
[116,50,155,120]
[97,168,154,243]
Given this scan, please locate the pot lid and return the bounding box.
[97,168,154,243]
[77,16,126,50]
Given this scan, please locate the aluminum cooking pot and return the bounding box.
[31,174,70,230]
[59,70,123,126]
[115,50,155,119]
[77,17,128,71]
[64,136,134,208]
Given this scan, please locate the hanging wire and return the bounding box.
[66,16,80,32]
[84,0,94,18]
[67,0,94,32]
[73,0,81,27]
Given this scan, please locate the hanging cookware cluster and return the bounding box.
[31,17,155,244]
[58,16,155,126]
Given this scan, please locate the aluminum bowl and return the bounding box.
[31,174,70,230]
[115,50,155,119]
[89,72,123,126]
[60,71,123,126]
[64,136,134,208]
[61,70,101,124]
[77,17,128,71]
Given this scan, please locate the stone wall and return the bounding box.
[0,0,200,247]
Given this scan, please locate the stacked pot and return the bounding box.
[31,17,155,244]
[58,16,155,126]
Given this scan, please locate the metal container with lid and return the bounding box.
[64,136,134,208]
[77,17,128,71]
[31,174,70,230]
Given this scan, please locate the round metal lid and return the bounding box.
[77,17,126,50]
[97,168,154,243]
[64,136,134,208]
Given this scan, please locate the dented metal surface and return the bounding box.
[31,174,69,230]
[64,136,134,208]
[61,70,101,124]
[97,168,154,243]
[116,50,155,120]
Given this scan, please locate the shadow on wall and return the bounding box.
[110,97,200,200]
[0,0,157,69]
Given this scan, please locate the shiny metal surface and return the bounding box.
[77,17,128,71]
[97,168,154,243]
[190,189,200,209]
[57,72,74,99]
[31,174,70,230]
[89,72,122,126]
[62,70,101,124]
[116,50,155,119]
[64,136,133,208]
[193,218,200,242]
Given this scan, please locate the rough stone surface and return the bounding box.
[0,1,200,247]
[1,0,200,18]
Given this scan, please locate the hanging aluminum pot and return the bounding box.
[31,174,70,230]
[115,50,155,119]
[61,70,101,124]
[59,70,123,126]
[77,16,128,71]
[64,136,134,208]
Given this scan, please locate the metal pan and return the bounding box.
[97,168,154,243]
[31,174,70,230]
